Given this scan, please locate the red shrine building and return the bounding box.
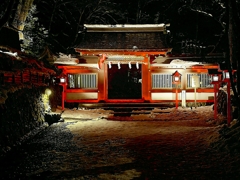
[54,24,221,108]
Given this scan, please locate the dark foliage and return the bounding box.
[23,0,229,56]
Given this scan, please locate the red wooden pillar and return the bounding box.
[172,71,181,109]
[59,75,67,110]
[62,84,65,110]
[214,83,217,119]
[222,70,232,126]
[176,86,178,109]
[142,55,150,101]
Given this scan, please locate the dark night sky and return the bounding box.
[0,0,227,54]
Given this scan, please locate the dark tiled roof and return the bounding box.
[76,31,169,50]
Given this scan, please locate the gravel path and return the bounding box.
[1,107,240,179]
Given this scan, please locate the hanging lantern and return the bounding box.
[128,62,132,69]
[118,62,121,69]
[172,71,181,84]
[136,62,139,69]
[108,62,112,69]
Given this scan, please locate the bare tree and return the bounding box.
[32,0,124,53]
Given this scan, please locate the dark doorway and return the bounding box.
[108,64,142,99]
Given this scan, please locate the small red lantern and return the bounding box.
[172,71,181,84]
[60,76,66,84]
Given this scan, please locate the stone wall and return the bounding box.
[0,86,47,155]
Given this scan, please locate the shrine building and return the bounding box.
[54,24,222,108]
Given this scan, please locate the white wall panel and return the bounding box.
[66,92,98,100]
[186,92,214,100]
[151,92,180,100]
[151,92,214,101]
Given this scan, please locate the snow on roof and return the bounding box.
[0,50,18,57]
[85,24,166,28]
[84,24,169,32]
[54,53,79,65]
[170,59,200,65]
[152,57,202,66]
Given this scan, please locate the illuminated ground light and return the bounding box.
[45,88,52,96]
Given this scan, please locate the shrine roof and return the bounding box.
[75,24,170,51]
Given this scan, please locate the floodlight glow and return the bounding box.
[45,88,52,96]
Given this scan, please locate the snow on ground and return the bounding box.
[45,105,240,179]
[56,105,226,125]
[50,105,240,179]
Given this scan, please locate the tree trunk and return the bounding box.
[231,0,240,121]
[11,0,34,31]
[227,0,240,121]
